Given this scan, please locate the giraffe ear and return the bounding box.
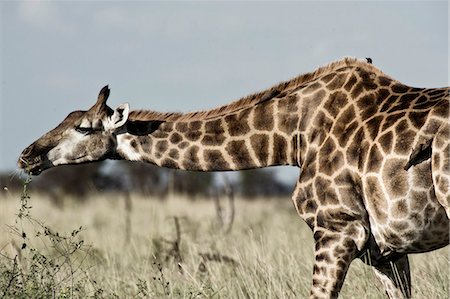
[110,103,129,129]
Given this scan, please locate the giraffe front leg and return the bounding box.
[372,255,411,299]
[309,229,359,299]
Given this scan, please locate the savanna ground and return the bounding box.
[0,183,448,298]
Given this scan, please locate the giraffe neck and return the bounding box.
[116,101,301,171]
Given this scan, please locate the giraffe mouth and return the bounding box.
[18,156,49,175]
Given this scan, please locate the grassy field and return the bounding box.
[0,189,448,298]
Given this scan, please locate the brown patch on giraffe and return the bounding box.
[202,119,226,145]
[155,140,169,155]
[393,119,416,154]
[152,130,169,139]
[324,91,348,118]
[394,129,416,155]
[366,145,383,173]
[365,177,388,224]
[189,121,202,131]
[278,94,298,113]
[137,136,152,151]
[161,158,178,169]
[314,176,339,205]
[301,149,318,182]
[415,100,442,110]
[344,74,357,92]
[303,82,322,94]
[278,113,299,134]
[162,122,173,131]
[380,95,398,112]
[304,198,318,214]
[409,111,429,129]
[226,140,254,169]
[431,102,449,119]
[391,220,409,231]
[383,158,409,198]
[378,131,394,154]
[224,110,251,136]
[175,122,188,133]
[185,130,202,141]
[346,127,369,171]
[381,112,405,131]
[350,82,364,98]
[378,76,392,87]
[273,133,288,165]
[427,88,448,99]
[254,101,274,131]
[410,190,428,212]
[423,118,443,136]
[168,148,179,160]
[203,149,230,170]
[415,94,428,105]
[332,105,359,147]
[393,199,409,218]
[299,90,326,131]
[205,119,224,134]
[391,83,409,93]
[366,116,383,140]
[178,141,189,149]
[325,73,348,90]
[311,110,333,145]
[250,134,269,165]
[170,132,182,144]
[182,146,202,170]
[357,94,378,119]
[387,98,413,113]
[130,139,138,150]
[359,69,378,90]
[319,138,344,176]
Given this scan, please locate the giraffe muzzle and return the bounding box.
[18,143,52,175]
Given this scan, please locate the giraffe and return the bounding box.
[18,57,449,298]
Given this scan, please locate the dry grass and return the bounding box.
[0,191,448,298]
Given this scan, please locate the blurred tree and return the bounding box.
[170,170,215,198]
[237,168,291,198]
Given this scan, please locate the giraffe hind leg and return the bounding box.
[372,255,411,299]
[431,123,450,218]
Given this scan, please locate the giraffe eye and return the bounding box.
[75,126,94,135]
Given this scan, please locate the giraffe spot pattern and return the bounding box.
[170,132,182,144]
[254,101,274,131]
[224,110,251,136]
[226,140,254,169]
[366,145,383,173]
[250,134,269,166]
[204,149,230,170]
[378,131,394,154]
[182,146,202,170]
[273,133,288,165]
[324,91,348,118]
[383,158,409,198]
[365,176,388,224]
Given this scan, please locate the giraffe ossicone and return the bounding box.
[18,57,449,299]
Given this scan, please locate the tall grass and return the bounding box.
[0,189,448,298]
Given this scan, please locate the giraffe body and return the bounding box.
[18,58,449,298]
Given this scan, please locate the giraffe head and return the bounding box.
[18,86,130,175]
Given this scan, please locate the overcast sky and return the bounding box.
[0,1,448,182]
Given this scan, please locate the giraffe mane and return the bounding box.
[128,57,391,122]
